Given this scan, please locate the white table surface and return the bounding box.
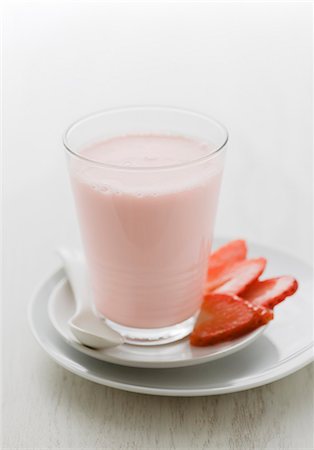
[3,3,313,449]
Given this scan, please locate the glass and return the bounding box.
[63,107,228,345]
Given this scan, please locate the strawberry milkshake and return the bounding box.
[65,108,227,344]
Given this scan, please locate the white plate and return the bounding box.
[29,241,313,396]
[48,277,266,369]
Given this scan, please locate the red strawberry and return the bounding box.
[241,276,298,309]
[190,293,273,346]
[206,258,266,295]
[208,240,247,282]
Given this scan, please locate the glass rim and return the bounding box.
[63,106,229,172]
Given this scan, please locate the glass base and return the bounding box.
[104,314,198,346]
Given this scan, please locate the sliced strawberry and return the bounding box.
[206,257,267,295]
[241,276,298,309]
[190,293,273,346]
[208,240,247,280]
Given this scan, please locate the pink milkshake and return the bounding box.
[64,108,227,344]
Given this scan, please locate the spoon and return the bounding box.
[57,248,124,349]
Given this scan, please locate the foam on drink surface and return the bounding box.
[73,134,220,197]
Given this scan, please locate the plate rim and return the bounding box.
[29,321,314,396]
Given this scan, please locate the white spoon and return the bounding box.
[57,248,124,349]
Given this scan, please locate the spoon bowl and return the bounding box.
[69,311,124,349]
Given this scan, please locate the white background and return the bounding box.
[4,1,313,262]
[3,2,313,449]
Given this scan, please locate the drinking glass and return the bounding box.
[63,107,228,345]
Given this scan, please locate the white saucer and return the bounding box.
[29,241,313,395]
[48,275,267,368]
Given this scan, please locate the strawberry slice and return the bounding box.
[190,293,273,346]
[208,239,247,280]
[206,258,266,295]
[241,276,298,309]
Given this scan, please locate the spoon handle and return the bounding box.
[57,248,92,314]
